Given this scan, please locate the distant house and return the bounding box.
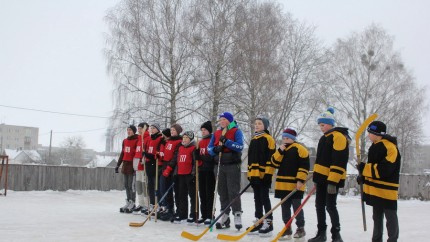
[2,149,20,163]
[3,149,43,164]
[86,154,117,168]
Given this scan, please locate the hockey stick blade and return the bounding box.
[129,204,158,227]
[181,227,210,241]
[271,186,316,242]
[217,225,254,241]
[355,113,378,163]
[217,175,314,241]
[181,183,252,241]
[129,182,175,227]
[217,189,299,241]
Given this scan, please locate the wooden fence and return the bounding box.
[5,164,123,191]
[241,171,430,201]
[4,164,430,200]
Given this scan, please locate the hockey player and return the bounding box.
[195,121,216,226]
[115,125,139,213]
[163,131,196,224]
[208,112,244,230]
[143,123,163,214]
[159,124,183,221]
[265,128,310,240]
[358,121,400,242]
[246,116,276,237]
[132,122,150,215]
[309,108,350,242]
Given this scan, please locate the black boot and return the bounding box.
[332,232,343,242]
[308,230,327,242]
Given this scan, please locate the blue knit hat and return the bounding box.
[219,112,234,123]
[317,107,335,126]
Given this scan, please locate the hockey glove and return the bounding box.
[115,166,119,173]
[193,149,201,160]
[213,146,222,154]
[162,166,173,177]
[219,135,227,144]
[356,175,364,185]
[327,184,337,194]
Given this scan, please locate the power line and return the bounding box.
[0,104,109,119]
[38,128,107,137]
[54,128,107,134]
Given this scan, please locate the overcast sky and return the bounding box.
[1,0,429,152]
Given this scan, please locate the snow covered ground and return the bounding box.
[0,190,428,242]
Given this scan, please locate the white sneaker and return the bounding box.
[132,205,143,215]
[215,213,230,229]
[144,204,154,216]
[247,218,263,235]
[119,199,130,213]
[204,218,211,226]
[258,219,273,237]
[125,200,135,213]
[234,211,242,230]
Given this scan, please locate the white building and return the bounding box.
[0,123,39,151]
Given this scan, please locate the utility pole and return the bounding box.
[48,130,52,164]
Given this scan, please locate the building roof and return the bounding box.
[3,149,21,160]
[86,155,117,168]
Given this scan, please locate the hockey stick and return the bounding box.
[181,183,252,241]
[141,125,150,218]
[271,185,316,242]
[355,113,377,231]
[129,181,175,227]
[195,135,200,224]
[155,157,159,222]
[210,127,227,232]
[217,175,313,241]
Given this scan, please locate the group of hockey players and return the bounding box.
[115,108,401,242]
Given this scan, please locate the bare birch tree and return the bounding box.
[325,24,427,171]
[105,0,198,136]
[231,1,285,137]
[231,2,326,141]
[186,0,250,131]
[270,16,327,140]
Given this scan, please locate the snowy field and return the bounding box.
[0,190,429,242]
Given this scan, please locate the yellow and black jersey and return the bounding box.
[313,127,350,187]
[247,132,276,181]
[363,135,401,210]
[266,142,310,199]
